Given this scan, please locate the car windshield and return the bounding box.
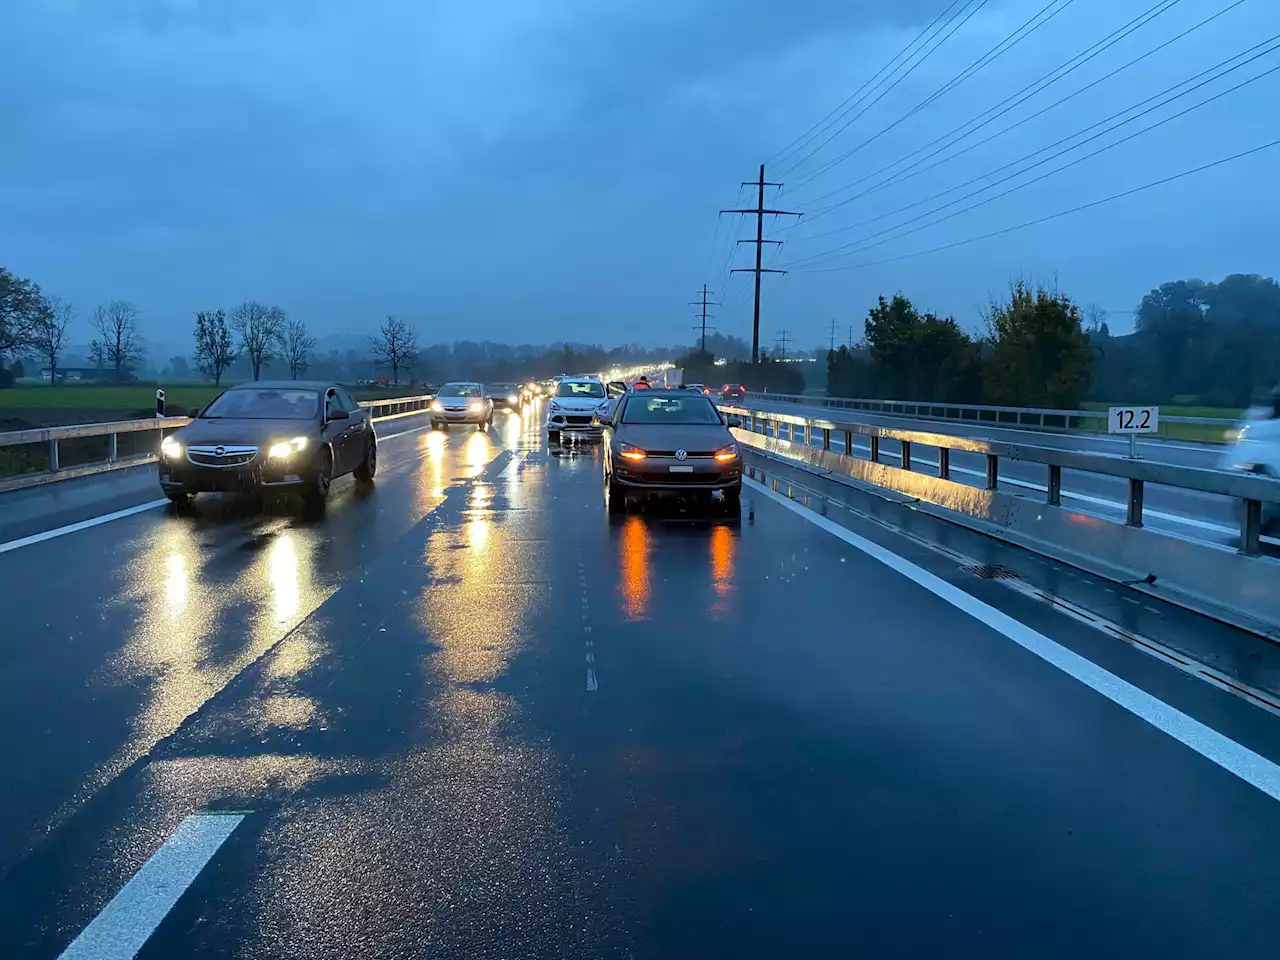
[201,388,319,419]
[489,384,519,394]
[556,381,605,399]
[622,395,721,424]
[438,383,483,397]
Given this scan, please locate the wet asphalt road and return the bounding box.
[1,403,1280,957]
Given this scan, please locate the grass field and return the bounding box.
[0,383,225,410]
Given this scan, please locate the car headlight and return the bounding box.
[549,401,562,412]
[469,401,484,412]
[161,436,182,458]
[431,400,444,413]
[268,436,309,458]
[617,441,646,462]
[714,443,740,461]
[508,394,518,404]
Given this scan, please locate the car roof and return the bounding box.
[229,380,330,391]
[440,381,482,387]
[559,377,602,384]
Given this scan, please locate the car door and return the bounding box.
[337,388,368,467]
[323,388,354,473]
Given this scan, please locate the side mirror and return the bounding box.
[327,408,350,421]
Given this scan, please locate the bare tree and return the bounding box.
[369,315,419,385]
[230,301,285,380]
[0,265,45,358]
[28,296,73,384]
[193,309,238,385]
[282,316,316,379]
[89,300,145,381]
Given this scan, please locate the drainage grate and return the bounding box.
[962,563,1020,580]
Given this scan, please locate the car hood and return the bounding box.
[614,422,733,451]
[551,397,608,411]
[173,417,319,446]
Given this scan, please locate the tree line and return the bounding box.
[1091,273,1280,408]
[827,281,1095,409]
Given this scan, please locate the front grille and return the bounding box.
[186,444,258,467]
[645,450,715,459]
[566,415,593,425]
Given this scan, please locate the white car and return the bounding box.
[546,378,611,443]
[1219,407,1280,533]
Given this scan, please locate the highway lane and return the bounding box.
[1,412,1279,956]
[736,398,1254,545]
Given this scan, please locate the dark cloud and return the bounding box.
[0,1,1275,347]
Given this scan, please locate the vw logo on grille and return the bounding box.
[674,449,687,461]
[214,445,226,457]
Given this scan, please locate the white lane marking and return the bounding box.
[0,419,439,555]
[0,500,169,555]
[499,452,525,481]
[59,813,244,959]
[746,478,1280,802]
[586,668,598,691]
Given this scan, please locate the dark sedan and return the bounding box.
[488,383,523,410]
[158,381,376,516]
[600,389,742,515]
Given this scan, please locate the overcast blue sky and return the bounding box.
[1,0,1276,350]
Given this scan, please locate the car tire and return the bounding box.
[302,449,332,519]
[548,430,560,445]
[606,477,627,515]
[721,485,741,516]
[354,438,377,484]
[166,492,194,513]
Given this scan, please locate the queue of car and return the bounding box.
[157,373,744,520]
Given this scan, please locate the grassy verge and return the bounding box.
[1081,402,1242,443]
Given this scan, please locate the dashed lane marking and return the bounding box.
[58,813,245,959]
[498,451,526,481]
[747,477,1280,804]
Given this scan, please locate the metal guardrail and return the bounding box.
[743,392,1235,439]
[720,403,1280,556]
[0,393,435,493]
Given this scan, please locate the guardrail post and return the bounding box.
[843,430,852,456]
[822,428,830,451]
[985,454,998,489]
[938,447,950,480]
[49,438,59,473]
[1240,500,1262,556]
[106,431,117,462]
[1047,464,1061,505]
[900,440,912,472]
[1126,479,1144,527]
[869,435,879,463]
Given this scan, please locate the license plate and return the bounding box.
[668,465,694,473]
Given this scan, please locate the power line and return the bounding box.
[721,165,802,364]
[765,0,970,170]
[796,137,1280,274]
[775,0,992,179]
[795,0,1206,229]
[784,0,1077,191]
[781,41,1280,269]
[689,285,721,351]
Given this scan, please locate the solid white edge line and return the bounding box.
[58,813,244,959]
[745,477,1280,802]
[0,500,169,555]
[0,419,440,555]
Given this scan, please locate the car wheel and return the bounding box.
[606,477,627,515]
[166,492,194,513]
[721,485,741,516]
[302,449,333,518]
[354,438,377,484]
[548,430,560,445]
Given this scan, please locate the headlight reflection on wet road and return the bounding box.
[619,515,651,621]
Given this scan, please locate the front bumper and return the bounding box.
[610,456,741,491]
[158,455,314,494]
[547,412,603,438]
[433,407,487,423]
